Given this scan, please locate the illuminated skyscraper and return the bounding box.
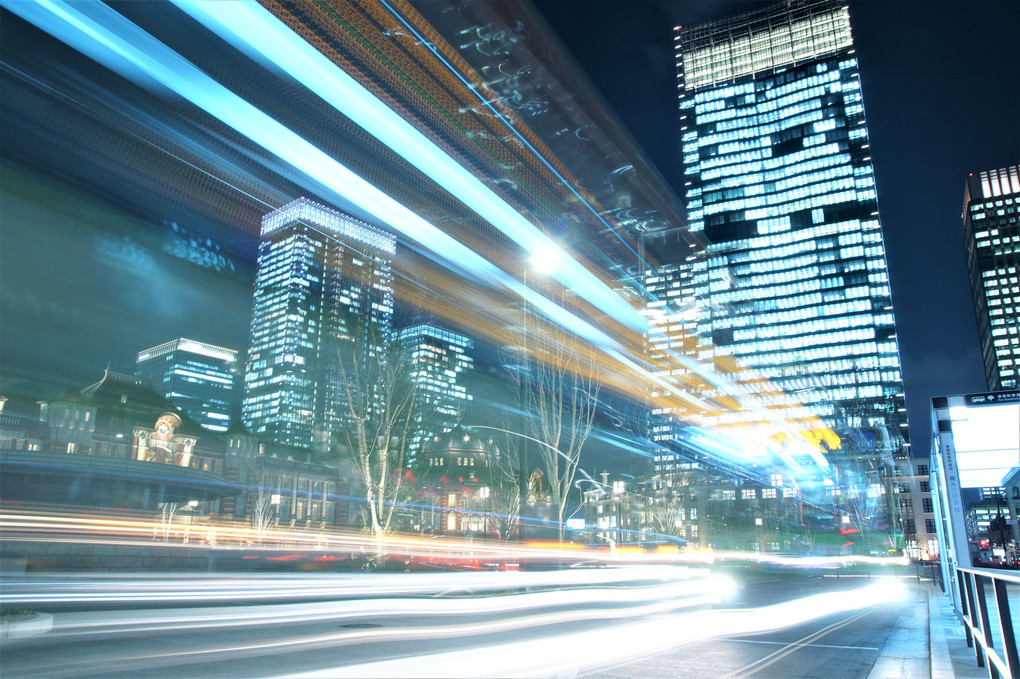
[242,198,395,451]
[962,166,1020,391]
[135,338,238,432]
[398,323,474,460]
[656,0,907,449]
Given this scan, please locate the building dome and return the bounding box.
[420,425,500,486]
[430,425,497,456]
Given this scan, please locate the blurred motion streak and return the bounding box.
[2,571,732,627]
[1,510,908,594]
[0,0,841,480]
[278,579,904,678]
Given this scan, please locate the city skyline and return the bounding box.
[534,0,1020,458]
[1,0,1011,471]
[0,3,1015,673]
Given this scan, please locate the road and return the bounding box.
[588,573,928,679]
[0,567,922,678]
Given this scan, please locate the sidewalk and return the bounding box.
[928,586,988,679]
[866,581,991,679]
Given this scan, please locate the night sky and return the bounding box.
[532,0,1020,457]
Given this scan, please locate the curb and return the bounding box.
[0,612,53,640]
[928,591,954,679]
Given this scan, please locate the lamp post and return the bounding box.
[516,246,561,541]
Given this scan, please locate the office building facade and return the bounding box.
[242,198,395,451]
[135,338,238,432]
[658,0,907,444]
[398,323,473,461]
[962,166,1020,391]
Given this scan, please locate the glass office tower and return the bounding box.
[135,338,238,432]
[242,198,395,451]
[962,166,1020,391]
[660,0,908,446]
[397,323,474,461]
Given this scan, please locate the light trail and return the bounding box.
[0,0,847,482]
[0,510,908,582]
[2,566,719,607]
[276,579,906,678]
[3,0,734,424]
[1,560,905,678]
[11,576,733,636]
[3,568,734,677]
[171,0,641,333]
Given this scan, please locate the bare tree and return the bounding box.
[488,423,522,540]
[331,313,427,541]
[504,303,600,541]
[157,501,182,541]
[250,472,279,540]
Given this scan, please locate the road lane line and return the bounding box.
[722,637,880,651]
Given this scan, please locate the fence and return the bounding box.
[956,566,1020,679]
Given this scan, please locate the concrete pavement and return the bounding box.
[867,581,995,679]
[928,586,988,679]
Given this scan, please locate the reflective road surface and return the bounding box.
[0,567,920,678]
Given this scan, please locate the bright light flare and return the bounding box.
[279,579,905,678]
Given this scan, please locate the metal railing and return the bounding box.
[956,566,1020,679]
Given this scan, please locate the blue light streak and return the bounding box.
[171,0,645,332]
[2,0,835,476]
[2,2,623,347]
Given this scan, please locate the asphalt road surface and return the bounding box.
[0,568,922,678]
[586,573,927,679]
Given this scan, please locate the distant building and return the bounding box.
[0,369,347,526]
[962,166,1020,391]
[583,466,810,554]
[136,338,239,432]
[650,0,909,550]
[242,198,395,451]
[1002,466,1020,560]
[398,323,473,461]
[898,458,938,561]
[418,426,501,537]
[660,0,908,442]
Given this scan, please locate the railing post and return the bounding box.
[961,568,976,649]
[992,578,1019,679]
[965,571,987,667]
[974,574,999,679]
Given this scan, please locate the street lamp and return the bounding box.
[528,244,561,274]
[518,245,561,535]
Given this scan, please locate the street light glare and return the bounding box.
[529,245,561,274]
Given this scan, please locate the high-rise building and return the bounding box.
[656,0,908,451]
[242,198,395,451]
[135,338,238,432]
[398,323,474,461]
[962,166,1020,391]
